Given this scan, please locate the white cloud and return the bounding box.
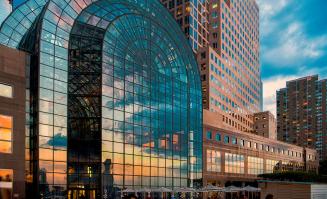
[263,75,302,117]
[263,22,327,67]
[257,0,289,16]
[257,0,292,36]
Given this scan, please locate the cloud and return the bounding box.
[257,0,292,36]
[263,22,327,67]
[262,75,299,117]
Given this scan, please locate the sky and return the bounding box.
[257,0,327,116]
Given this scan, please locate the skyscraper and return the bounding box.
[0,0,12,25]
[163,0,261,131]
[0,0,203,198]
[277,75,327,160]
[160,0,209,52]
[206,0,261,114]
[195,1,260,134]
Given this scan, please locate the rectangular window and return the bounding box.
[232,136,237,144]
[0,115,13,153]
[206,150,221,172]
[215,133,221,141]
[248,157,264,175]
[206,131,212,139]
[240,139,245,147]
[225,153,244,174]
[0,169,13,199]
[266,159,279,174]
[224,135,229,144]
[0,83,13,98]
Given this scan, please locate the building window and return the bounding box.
[224,135,230,143]
[206,131,212,139]
[0,169,13,198]
[248,156,264,175]
[225,153,244,174]
[240,139,245,147]
[232,136,237,144]
[0,115,13,153]
[207,150,221,172]
[215,133,221,141]
[246,141,251,148]
[0,83,13,98]
[266,159,279,173]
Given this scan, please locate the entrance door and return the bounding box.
[68,189,96,199]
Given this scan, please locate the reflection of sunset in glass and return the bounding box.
[0,115,12,153]
[0,115,12,128]
[0,0,202,197]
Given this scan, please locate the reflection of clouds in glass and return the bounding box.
[47,133,67,148]
[0,0,11,24]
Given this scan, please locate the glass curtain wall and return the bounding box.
[0,0,203,198]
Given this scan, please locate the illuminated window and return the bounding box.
[248,157,264,175]
[0,115,12,153]
[266,159,279,174]
[0,83,13,98]
[0,169,13,199]
[225,153,244,174]
[206,150,221,172]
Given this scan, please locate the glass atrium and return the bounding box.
[0,0,202,198]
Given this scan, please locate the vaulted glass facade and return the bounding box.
[0,0,202,198]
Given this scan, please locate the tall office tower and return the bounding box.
[197,0,261,132]
[277,75,327,160]
[160,0,209,52]
[0,0,203,198]
[0,0,12,24]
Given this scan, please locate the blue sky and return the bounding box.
[258,0,327,115]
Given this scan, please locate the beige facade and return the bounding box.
[203,110,319,187]
[253,111,277,140]
[208,0,261,112]
[160,0,209,51]
[198,47,256,133]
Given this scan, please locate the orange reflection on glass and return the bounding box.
[0,141,11,153]
[0,115,12,129]
[0,128,11,140]
[39,148,54,161]
[54,173,66,184]
[54,150,67,161]
[0,169,13,182]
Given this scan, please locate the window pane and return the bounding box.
[0,169,13,182]
[0,168,13,197]
[0,128,11,141]
[0,84,13,98]
[0,141,12,153]
[0,115,12,129]
[0,115,12,153]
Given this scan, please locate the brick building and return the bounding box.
[277,75,327,160]
[0,44,27,199]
